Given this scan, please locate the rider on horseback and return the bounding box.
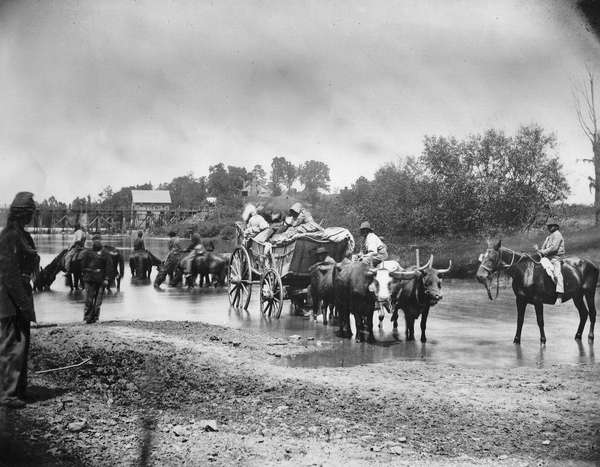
[182,233,206,278]
[133,230,145,251]
[535,219,565,303]
[64,223,86,274]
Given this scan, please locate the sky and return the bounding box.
[0,0,599,205]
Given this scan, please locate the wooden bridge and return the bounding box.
[0,207,216,233]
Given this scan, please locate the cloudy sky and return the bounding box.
[0,0,599,205]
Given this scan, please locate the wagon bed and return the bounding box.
[227,226,354,317]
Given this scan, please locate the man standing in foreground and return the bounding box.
[0,192,38,408]
[81,235,113,324]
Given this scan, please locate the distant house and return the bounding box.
[131,190,172,227]
[241,179,270,198]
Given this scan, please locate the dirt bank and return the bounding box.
[1,321,598,466]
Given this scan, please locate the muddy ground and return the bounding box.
[1,320,599,466]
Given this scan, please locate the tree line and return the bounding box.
[37,158,331,212]
[322,125,569,238]
[37,124,570,238]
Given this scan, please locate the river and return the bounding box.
[32,234,597,369]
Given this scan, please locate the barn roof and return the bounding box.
[131,190,172,204]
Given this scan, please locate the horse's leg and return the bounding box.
[573,295,589,341]
[534,302,546,344]
[514,297,527,344]
[584,291,596,340]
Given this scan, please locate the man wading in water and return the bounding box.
[0,192,39,408]
[81,235,113,324]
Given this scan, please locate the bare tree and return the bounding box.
[574,69,600,224]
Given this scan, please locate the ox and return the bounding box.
[309,262,336,325]
[334,259,376,342]
[370,255,451,342]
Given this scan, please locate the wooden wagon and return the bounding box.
[227,224,354,317]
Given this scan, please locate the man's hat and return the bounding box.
[359,221,372,231]
[10,191,35,211]
[289,202,303,214]
[315,246,328,256]
[546,218,560,229]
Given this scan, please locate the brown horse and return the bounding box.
[476,240,598,344]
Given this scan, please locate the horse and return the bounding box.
[174,252,229,288]
[154,250,185,288]
[130,250,162,280]
[476,240,598,344]
[35,246,124,292]
[104,246,125,291]
[34,249,68,291]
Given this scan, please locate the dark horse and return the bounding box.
[130,250,162,280]
[173,252,229,288]
[35,246,125,292]
[154,250,185,288]
[476,240,598,344]
[34,249,67,291]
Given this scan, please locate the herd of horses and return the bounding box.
[31,238,598,346]
[33,244,230,292]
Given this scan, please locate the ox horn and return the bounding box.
[434,260,452,275]
[418,255,433,271]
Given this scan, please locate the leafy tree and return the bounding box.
[270,156,297,194]
[160,173,207,209]
[227,165,248,193]
[298,160,330,205]
[207,163,230,197]
[420,125,569,233]
[251,165,267,186]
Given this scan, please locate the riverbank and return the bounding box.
[387,224,600,278]
[2,321,598,466]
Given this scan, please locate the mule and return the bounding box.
[476,240,598,344]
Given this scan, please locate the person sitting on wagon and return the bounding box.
[358,221,388,267]
[535,219,565,303]
[242,204,271,244]
[181,233,206,277]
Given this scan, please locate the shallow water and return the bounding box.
[32,234,597,369]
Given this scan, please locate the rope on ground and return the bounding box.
[35,358,92,374]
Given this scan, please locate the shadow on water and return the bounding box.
[32,235,599,371]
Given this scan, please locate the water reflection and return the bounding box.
[31,234,598,370]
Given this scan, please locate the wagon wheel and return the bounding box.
[228,247,252,310]
[260,268,283,319]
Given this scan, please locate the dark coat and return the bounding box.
[81,248,114,284]
[0,221,38,322]
[133,238,145,251]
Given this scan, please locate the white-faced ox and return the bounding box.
[370,256,452,342]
